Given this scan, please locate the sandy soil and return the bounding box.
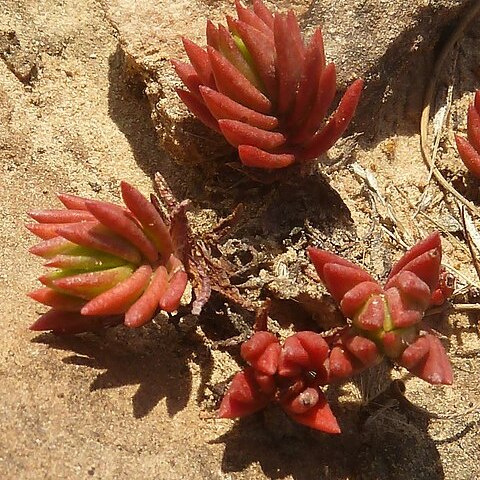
[0,1,479,479]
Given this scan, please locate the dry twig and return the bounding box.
[419,1,480,216]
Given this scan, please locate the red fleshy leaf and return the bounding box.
[45,253,123,271]
[28,209,94,223]
[158,269,188,312]
[290,62,336,144]
[344,335,379,366]
[206,20,219,49]
[282,386,320,415]
[176,88,220,133]
[354,294,385,331]
[124,266,168,328]
[467,103,480,153]
[288,30,326,131]
[253,0,274,30]
[235,0,272,37]
[85,200,159,264]
[456,134,480,178]
[57,193,90,210]
[208,46,271,114]
[200,86,278,130]
[240,331,280,375]
[216,25,261,90]
[398,336,430,370]
[49,265,134,300]
[285,11,305,61]
[253,370,276,395]
[323,263,375,304]
[387,232,441,281]
[285,389,341,433]
[233,19,276,99]
[29,236,76,259]
[218,369,272,418]
[57,222,142,265]
[80,265,152,316]
[340,281,383,319]
[182,37,214,87]
[296,331,329,371]
[30,309,122,334]
[299,78,364,160]
[328,346,354,380]
[28,288,86,312]
[408,335,453,385]
[238,145,295,169]
[307,247,366,283]
[218,119,286,150]
[26,222,73,240]
[278,334,310,376]
[120,181,174,259]
[387,270,431,309]
[172,60,203,98]
[274,13,304,115]
[384,287,422,329]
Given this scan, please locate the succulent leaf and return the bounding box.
[456,91,480,177]
[285,391,340,434]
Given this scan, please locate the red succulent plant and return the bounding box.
[27,182,189,334]
[308,232,453,385]
[455,90,480,177]
[173,0,364,169]
[218,233,453,435]
[218,330,341,433]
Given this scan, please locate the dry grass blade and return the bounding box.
[420,1,480,216]
[425,302,480,317]
[417,84,454,214]
[460,206,480,283]
[351,163,411,248]
[416,209,468,255]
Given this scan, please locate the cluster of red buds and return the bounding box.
[218,330,340,433]
[455,91,480,177]
[173,0,363,169]
[27,182,188,334]
[308,232,453,386]
[219,233,453,433]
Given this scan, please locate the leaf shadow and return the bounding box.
[106,45,355,247]
[215,364,445,480]
[213,414,352,480]
[31,322,213,419]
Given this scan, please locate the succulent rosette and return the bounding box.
[27,182,188,334]
[173,0,363,169]
[455,91,480,177]
[308,232,453,385]
[218,330,341,434]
